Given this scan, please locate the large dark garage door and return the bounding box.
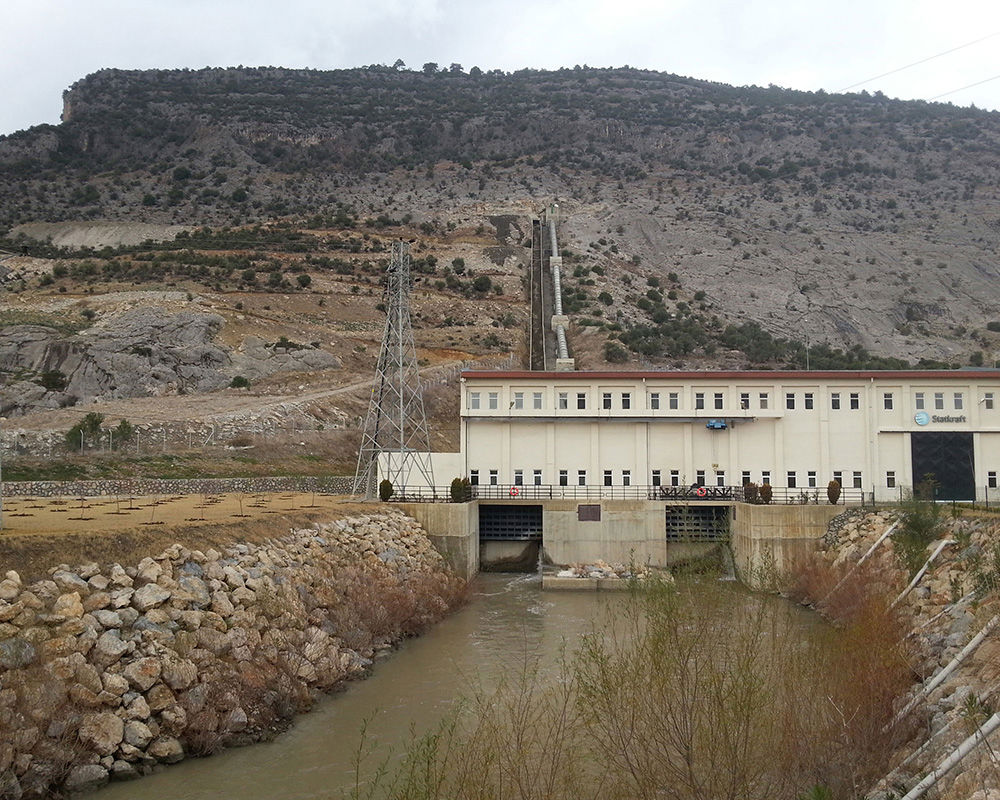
[911,431,975,501]
[479,505,543,540]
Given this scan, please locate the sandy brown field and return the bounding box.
[0,492,380,582]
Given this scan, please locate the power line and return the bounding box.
[840,31,1000,92]
[928,72,1000,101]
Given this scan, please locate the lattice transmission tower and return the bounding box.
[353,240,435,497]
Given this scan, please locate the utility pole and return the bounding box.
[353,240,435,498]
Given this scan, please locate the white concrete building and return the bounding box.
[448,369,1000,503]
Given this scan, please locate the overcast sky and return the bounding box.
[2,0,999,136]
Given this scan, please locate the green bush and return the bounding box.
[759,483,773,504]
[379,479,394,502]
[744,482,760,504]
[893,483,943,576]
[827,480,841,505]
[450,477,472,503]
[229,375,251,389]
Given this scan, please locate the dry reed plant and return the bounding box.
[344,576,913,800]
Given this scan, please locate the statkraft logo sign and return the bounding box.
[914,411,930,425]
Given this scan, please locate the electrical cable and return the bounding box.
[928,72,1000,101]
[839,31,1000,92]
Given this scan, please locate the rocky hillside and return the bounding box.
[2,66,1000,459]
[2,66,999,367]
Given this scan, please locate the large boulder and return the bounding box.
[79,712,124,754]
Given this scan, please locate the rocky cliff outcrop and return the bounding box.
[0,511,463,798]
[0,307,341,417]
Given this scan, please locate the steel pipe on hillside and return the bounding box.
[900,712,1000,800]
[890,539,954,610]
[891,614,1000,728]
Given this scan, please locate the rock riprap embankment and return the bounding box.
[0,512,462,799]
[815,511,1000,800]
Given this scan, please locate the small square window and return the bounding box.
[602,392,612,410]
[759,392,769,409]
[715,470,725,487]
[622,392,632,410]
[577,392,587,410]
[489,469,498,486]
[741,471,751,486]
[850,393,860,410]
[934,392,944,410]
[470,392,481,410]
[853,471,863,489]
[559,470,568,486]
[650,392,660,410]
[603,470,613,487]
[884,393,894,410]
[470,470,479,486]
[669,392,679,410]
[695,392,705,410]
[651,469,661,487]
[533,392,543,410]
[514,470,523,486]
[954,392,964,410]
[786,393,795,410]
[533,469,542,486]
[787,471,797,488]
[488,392,498,410]
[670,470,680,487]
[513,392,524,410]
[804,393,814,410]
[989,471,998,489]
[740,392,750,410]
[986,393,995,410]
[714,392,724,410]
[886,471,896,489]
[915,392,925,410]
[622,470,631,487]
[696,469,706,486]
[761,471,771,485]
[558,392,568,410]
[807,471,817,488]
[831,393,841,410]
[578,470,587,486]
[833,470,842,486]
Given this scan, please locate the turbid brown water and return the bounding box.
[96,572,818,800]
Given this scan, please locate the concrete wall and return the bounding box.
[539,500,666,566]
[397,499,842,587]
[731,502,842,588]
[396,501,479,580]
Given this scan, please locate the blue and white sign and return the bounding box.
[914,411,930,426]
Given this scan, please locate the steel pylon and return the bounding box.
[353,240,435,498]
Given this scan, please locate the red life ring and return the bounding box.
[510,487,519,497]
[696,486,707,497]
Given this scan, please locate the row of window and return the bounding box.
[467,390,994,412]
[470,469,873,488]
[469,469,1000,489]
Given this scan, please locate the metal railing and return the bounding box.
[388,484,872,505]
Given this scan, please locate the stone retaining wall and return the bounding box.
[0,511,462,798]
[1,475,354,499]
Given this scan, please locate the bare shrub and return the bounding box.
[351,576,911,800]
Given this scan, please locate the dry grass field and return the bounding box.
[0,492,379,582]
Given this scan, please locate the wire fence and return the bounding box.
[388,483,875,505]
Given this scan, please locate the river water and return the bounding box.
[98,573,816,800]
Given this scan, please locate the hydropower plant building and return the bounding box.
[449,369,1000,504]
